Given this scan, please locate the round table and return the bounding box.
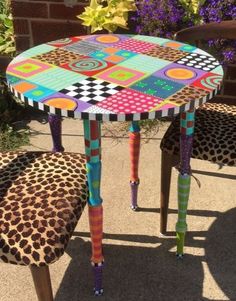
[6,33,223,295]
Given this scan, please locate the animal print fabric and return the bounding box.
[160,103,236,166]
[0,152,88,266]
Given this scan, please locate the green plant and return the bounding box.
[0,124,29,151]
[179,0,206,23]
[77,0,137,33]
[0,0,15,55]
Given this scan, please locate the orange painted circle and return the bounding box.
[165,42,182,48]
[44,97,77,110]
[96,35,120,43]
[165,68,196,80]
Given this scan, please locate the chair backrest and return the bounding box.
[174,21,236,105]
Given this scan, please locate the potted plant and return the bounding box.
[77,0,137,34]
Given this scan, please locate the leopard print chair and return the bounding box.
[0,151,88,301]
[160,21,236,234]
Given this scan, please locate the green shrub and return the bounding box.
[0,0,15,56]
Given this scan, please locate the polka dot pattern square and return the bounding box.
[175,53,220,71]
[96,89,163,114]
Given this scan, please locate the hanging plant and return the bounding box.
[77,0,137,33]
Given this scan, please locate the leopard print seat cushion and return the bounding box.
[0,152,88,266]
[160,103,236,166]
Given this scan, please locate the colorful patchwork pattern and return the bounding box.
[85,34,130,46]
[162,41,196,53]
[191,73,222,91]
[47,37,81,47]
[6,34,223,121]
[97,66,146,86]
[144,45,187,61]
[153,63,206,85]
[61,58,114,76]
[7,59,52,78]
[33,48,84,66]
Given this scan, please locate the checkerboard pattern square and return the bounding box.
[59,78,124,104]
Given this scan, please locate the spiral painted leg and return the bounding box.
[176,110,195,258]
[48,114,64,152]
[83,120,104,295]
[129,121,141,210]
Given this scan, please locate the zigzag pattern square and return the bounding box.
[59,78,124,104]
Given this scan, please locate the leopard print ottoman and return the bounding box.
[0,152,88,266]
[160,103,236,166]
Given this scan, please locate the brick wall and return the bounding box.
[11,0,88,52]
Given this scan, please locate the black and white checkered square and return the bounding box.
[175,53,220,71]
[59,78,124,104]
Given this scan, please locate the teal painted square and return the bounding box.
[186,128,194,135]
[91,140,100,149]
[115,50,137,59]
[211,65,224,75]
[18,44,56,58]
[90,51,109,60]
[24,84,55,101]
[179,44,196,53]
[180,119,187,128]
[29,67,87,90]
[118,55,170,74]
[132,35,168,45]
[90,155,100,163]
[131,75,184,99]
[6,74,21,85]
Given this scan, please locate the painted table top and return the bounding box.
[6,34,223,121]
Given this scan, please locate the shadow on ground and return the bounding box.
[53,208,236,301]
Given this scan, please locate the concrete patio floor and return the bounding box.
[1,115,236,301]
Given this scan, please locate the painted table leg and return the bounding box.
[83,120,104,296]
[176,110,195,258]
[129,121,141,210]
[48,114,64,152]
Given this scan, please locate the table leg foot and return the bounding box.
[176,232,185,257]
[130,180,139,210]
[93,263,104,296]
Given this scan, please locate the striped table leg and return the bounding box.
[48,114,64,152]
[129,121,141,210]
[176,109,195,258]
[83,120,104,296]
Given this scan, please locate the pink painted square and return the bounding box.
[96,88,163,114]
[114,39,156,54]
[96,66,146,87]
[7,59,52,78]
